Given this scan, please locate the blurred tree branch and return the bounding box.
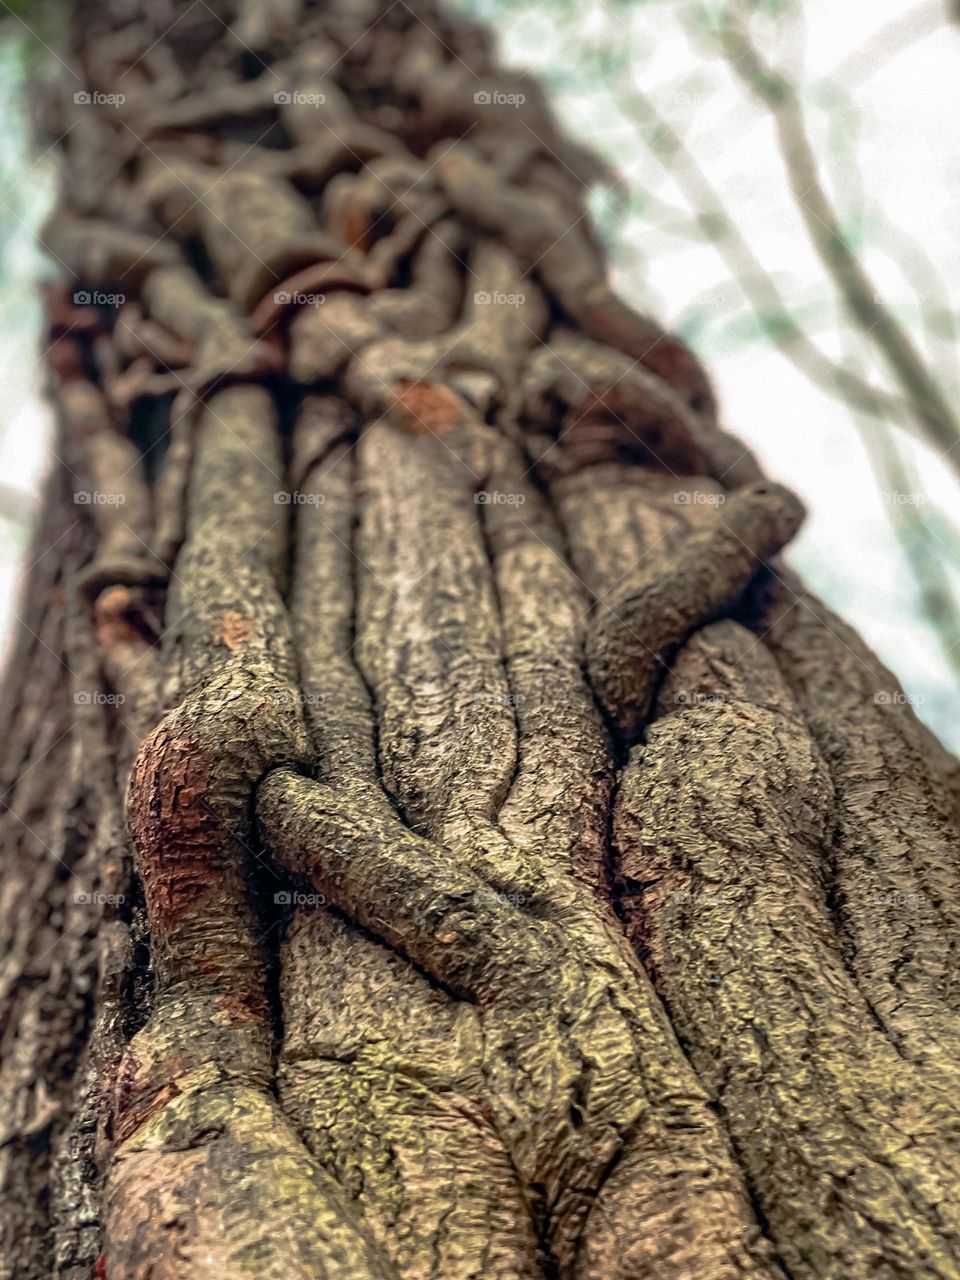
[847,347,960,684]
[829,1,950,88]
[620,86,918,427]
[581,0,960,673]
[715,4,960,481]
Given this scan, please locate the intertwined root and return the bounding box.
[24,2,960,1278]
[585,481,805,743]
[615,621,960,1279]
[258,768,782,1280]
[742,573,960,1069]
[110,388,393,1278]
[545,456,960,1279]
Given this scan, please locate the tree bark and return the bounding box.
[1,1,959,1277]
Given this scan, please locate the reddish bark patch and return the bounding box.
[389,379,469,436]
[211,611,255,650]
[110,1045,145,1142]
[326,192,374,254]
[219,987,271,1025]
[93,585,156,650]
[114,1073,184,1144]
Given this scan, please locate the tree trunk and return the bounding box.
[2,2,959,1278]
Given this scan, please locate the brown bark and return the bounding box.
[1,1,958,1278]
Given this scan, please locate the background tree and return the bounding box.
[469,0,960,703]
[1,2,959,1279]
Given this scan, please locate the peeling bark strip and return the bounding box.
[1,0,958,1278]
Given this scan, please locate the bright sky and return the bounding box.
[0,1,957,747]
[464,0,960,747]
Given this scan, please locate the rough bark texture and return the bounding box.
[1,1,958,1278]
